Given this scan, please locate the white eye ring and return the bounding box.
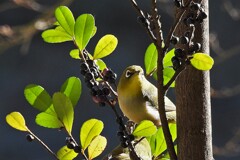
[125,70,132,78]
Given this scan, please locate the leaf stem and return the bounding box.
[27,129,58,160]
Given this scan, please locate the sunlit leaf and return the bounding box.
[57,145,78,160]
[91,26,97,38]
[6,112,28,131]
[55,6,75,36]
[153,68,175,87]
[69,49,80,59]
[93,34,118,59]
[144,43,158,75]
[60,77,82,108]
[24,84,52,112]
[94,59,107,71]
[74,14,95,51]
[190,53,214,70]
[133,120,157,137]
[35,106,63,129]
[53,92,74,134]
[80,119,104,150]
[163,49,175,67]
[148,123,177,157]
[88,135,107,159]
[42,29,72,43]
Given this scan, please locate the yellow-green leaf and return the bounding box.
[60,77,82,108]
[42,29,73,43]
[163,49,175,67]
[88,135,107,159]
[55,6,75,36]
[190,53,214,71]
[144,43,158,75]
[94,59,107,71]
[74,14,95,51]
[57,145,78,160]
[80,119,104,150]
[6,112,28,131]
[53,92,74,134]
[35,106,63,129]
[24,84,52,112]
[133,120,157,137]
[93,34,118,59]
[69,49,80,59]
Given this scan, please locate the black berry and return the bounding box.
[102,87,110,95]
[174,48,185,59]
[74,145,82,153]
[174,0,182,8]
[121,141,128,148]
[67,141,76,149]
[190,2,201,11]
[85,72,94,81]
[179,36,189,44]
[26,134,34,142]
[193,43,201,52]
[127,134,135,141]
[80,62,88,71]
[170,36,179,45]
[172,56,181,70]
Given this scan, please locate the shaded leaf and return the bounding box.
[57,145,78,160]
[42,29,72,43]
[53,92,74,134]
[55,6,75,36]
[133,120,157,137]
[6,112,28,131]
[74,14,95,51]
[60,77,82,107]
[153,68,175,87]
[80,119,104,150]
[190,53,214,70]
[93,34,118,59]
[163,49,175,67]
[144,43,158,75]
[24,84,52,112]
[88,135,107,159]
[35,106,63,129]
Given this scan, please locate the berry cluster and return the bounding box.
[170,1,207,70]
[66,137,81,153]
[79,51,117,107]
[116,117,135,148]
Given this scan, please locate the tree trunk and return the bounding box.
[176,0,213,159]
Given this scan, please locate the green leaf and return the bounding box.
[53,92,74,134]
[91,26,97,38]
[60,77,82,108]
[190,53,214,71]
[55,6,75,36]
[88,135,107,159]
[148,123,177,157]
[69,49,80,59]
[93,34,118,59]
[153,68,175,87]
[74,14,95,51]
[35,106,63,129]
[42,29,72,43]
[6,112,28,131]
[57,145,78,160]
[163,49,175,67]
[24,84,52,112]
[94,59,107,71]
[80,119,104,150]
[133,120,157,137]
[144,43,158,75]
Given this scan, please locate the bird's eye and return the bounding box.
[125,70,133,78]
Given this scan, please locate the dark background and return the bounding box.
[1,0,240,159]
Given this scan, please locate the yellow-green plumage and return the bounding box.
[117,65,176,126]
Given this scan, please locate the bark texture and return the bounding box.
[176,0,213,159]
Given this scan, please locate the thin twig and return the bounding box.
[27,129,58,160]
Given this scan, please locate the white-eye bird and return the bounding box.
[117,65,176,126]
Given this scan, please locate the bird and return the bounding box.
[117,65,176,127]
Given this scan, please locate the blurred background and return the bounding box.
[1,0,240,159]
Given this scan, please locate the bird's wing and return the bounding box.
[143,80,176,112]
